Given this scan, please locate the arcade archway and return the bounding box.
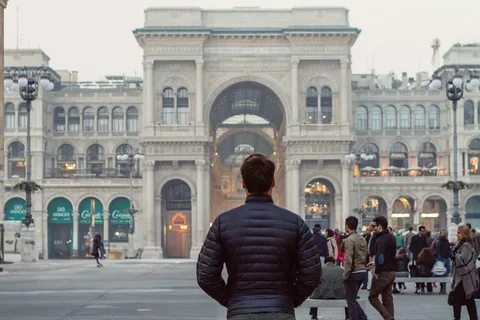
[209,81,286,220]
[466,195,480,229]
[392,196,415,230]
[421,196,447,231]
[161,179,192,258]
[361,196,387,230]
[304,179,336,229]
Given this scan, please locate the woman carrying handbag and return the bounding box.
[449,225,479,320]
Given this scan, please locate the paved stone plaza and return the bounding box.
[0,259,461,320]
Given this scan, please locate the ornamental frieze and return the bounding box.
[146,45,202,55]
[204,61,291,72]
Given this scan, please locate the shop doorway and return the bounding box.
[48,225,72,259]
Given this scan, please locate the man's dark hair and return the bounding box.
[387,227,393,233]
[314,223,321,229]
[324,256,336,264]
[466,223,472,229]
[408,227,413,232]
[373,216,388,230]
[426,231,431,237]
[418,225,426,232]
[240,153,275,194]
[345,216,358,231]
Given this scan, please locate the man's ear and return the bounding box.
[242,180,247,190]
[272,178,276,189]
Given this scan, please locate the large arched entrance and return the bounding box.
[466,196,480,229]
[47,197,73,259]
[422,196,447,231]
[304,179,336,229]
[361,196,387,230]
[209,81,286,221]
[161,179,192,258]
[392,196,415,231]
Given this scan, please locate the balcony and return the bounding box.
[44,168,142,179]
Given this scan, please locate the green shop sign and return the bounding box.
[109,197,131,225]
[4,198,26,222]
[48,197,73,224]
[78,197,104,225]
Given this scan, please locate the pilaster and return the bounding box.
[341,159,351,224]
[291,58,299,125]
[42,214,48,260]
[196,59,204,125]
[142,160,163,259]
[145,59,154,126]
[286,160,300,213]
[103,210,109,242]
[340,58,349,124]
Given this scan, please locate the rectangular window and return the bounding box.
[18,114,27,128]
[414,114,425,129]
[97,118,108,132]
[162,108,174,125]
[68,119,79,132]
[306,109,318,124]
[400,113,410,129]
[371,115,382,131]
[177,109,189,125]
[385,114,397,129]
[112,119,124,132]
[5,115,15,128]
[356,115,367,130]
[126,118,138,132]
[429,113,439,129]
[83,118,94,132]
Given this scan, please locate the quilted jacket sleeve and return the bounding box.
[293,218,322,307]
[196,217,227,307]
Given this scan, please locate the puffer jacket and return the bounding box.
[196,194,322,319]
[342,231,368,280]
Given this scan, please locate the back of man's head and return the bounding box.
[324,256,336,264]
[345,216,358,231]
[240,153,275,194]
[409,227,413,232]
[313,226,321,235]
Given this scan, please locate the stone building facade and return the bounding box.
[0,0,7,230]
[2,7,480,259]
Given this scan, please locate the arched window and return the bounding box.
[164,180,192,201]
[112,107,124,132]
[418,142,437,169]
[464,100,474,125]
[86,144,105,173]
[82,107,94,132]
[414,106,426,129]
[468,139,480,175]
[97,107,109,132]
[360,142,380,168]
[7,141,25,178]
[177,88,189,125]
[116,144,133,177]
[389,142,408,168]
[162,88,174,125]
[320,87,332,124]
[126,106,138,132]
[53,107,65,132]
[371,106,382,131]
[18,103,27,128]
[306,87,318,124]
[68,107,80,132]
[57,144,76,170]
[385,105,397,129]
[304,179,335,228]
[355,106,367,130]
[400,106,411,129]
[428,105,440,129]
[4,103,15,129]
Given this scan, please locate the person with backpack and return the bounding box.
[431,229,451,294]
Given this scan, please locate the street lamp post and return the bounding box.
[344,151,375,229]
[116,150,145,258]
[429,67,479,226]
[4,67,53,226]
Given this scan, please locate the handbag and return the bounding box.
[448,291,455,306]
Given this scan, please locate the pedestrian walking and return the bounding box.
[92,234,103,267]
[361,225,373,290]
[450,225,479,320]
[342,216,368,320]
[326,229,339,261]
[196,153,322,320]
[431,229,451,294]
[367,216,396,320]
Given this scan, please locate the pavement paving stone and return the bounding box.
[0,259,461,320]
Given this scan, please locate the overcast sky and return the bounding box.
[4,0,480,81]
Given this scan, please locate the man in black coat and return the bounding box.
[409,225,427,263]
[312,224,329,262]
[197,154,322,320]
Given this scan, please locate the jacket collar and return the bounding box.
[245,194,274,204]
[347,230,358,237]
[378,229,389,237]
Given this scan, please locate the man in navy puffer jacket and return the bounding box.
[197,154,322,320]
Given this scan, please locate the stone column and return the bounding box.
[286,161,293,212]
[42,214,48,260]
[341,160,351,224]
[145,59,154,126]
[142,160,162,258]
[189,196,199,259]
[291,160,300,215]
[204,161,211,237]
[72,211,79,257]
[291,59,299,125]
[103,210,109,242]
[196,160,206,246]
[196,59,204,125]
[334,197,342,229]
[340,59,349,124]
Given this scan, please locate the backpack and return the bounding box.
[432,260,447,276]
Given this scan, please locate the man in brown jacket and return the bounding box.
[342,216,368,320]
